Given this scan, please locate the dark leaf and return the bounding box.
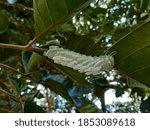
[140,97,150,113]
[24,101,45,113]
[42,74,73,101]
[140,0,150,11]
[115,89,125,98]
[22,51,32,73]
[0,10,10,34]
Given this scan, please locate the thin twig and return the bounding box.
[0,87,24,112]
[0,88,20,102]
[0,43,47,52]
[0,80,11,88]
[46,89,55,113]
[0,63,29,77]
[15,3,33,11]
[25,18,66,48]
[0,1,33,11]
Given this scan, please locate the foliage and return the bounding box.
[0,0,150,113]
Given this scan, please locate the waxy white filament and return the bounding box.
[46,46,114,75]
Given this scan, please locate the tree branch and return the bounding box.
[0,1,33,11]
[0,88,20,102]
[0,43,47,52]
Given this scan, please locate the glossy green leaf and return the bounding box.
[33,0,93,34]
[108,19,150,86]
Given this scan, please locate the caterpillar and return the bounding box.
[45,46,114,75]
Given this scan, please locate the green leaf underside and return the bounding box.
[109,19,150,86]
[43,76,72,101]
[65,33,103,56]
[56,64,89,85]
[33,0,93,34]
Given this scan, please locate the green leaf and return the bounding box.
[127,78,148,88]
[92,7,107,16]
[42,74,73,101]
[33,0,93,34]
[28,52,47,72]
[56,64,89,85]
[77,100,100,113]
[140,96,150,113]
[22,51,32,73]
[103,22,114,34]
[108,19,150,86]
[65,33,103,56]
[24,101,45,113]
[0,10,10,34]
[140,0,150,11]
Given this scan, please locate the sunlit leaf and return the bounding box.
[109,19,150,86]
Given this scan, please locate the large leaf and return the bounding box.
[33,0,93,34]
[64,33,103,56]
[108,19,150,86]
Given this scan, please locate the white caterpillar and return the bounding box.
[45,46,114,75]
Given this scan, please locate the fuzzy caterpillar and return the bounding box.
[45,46,114,75]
